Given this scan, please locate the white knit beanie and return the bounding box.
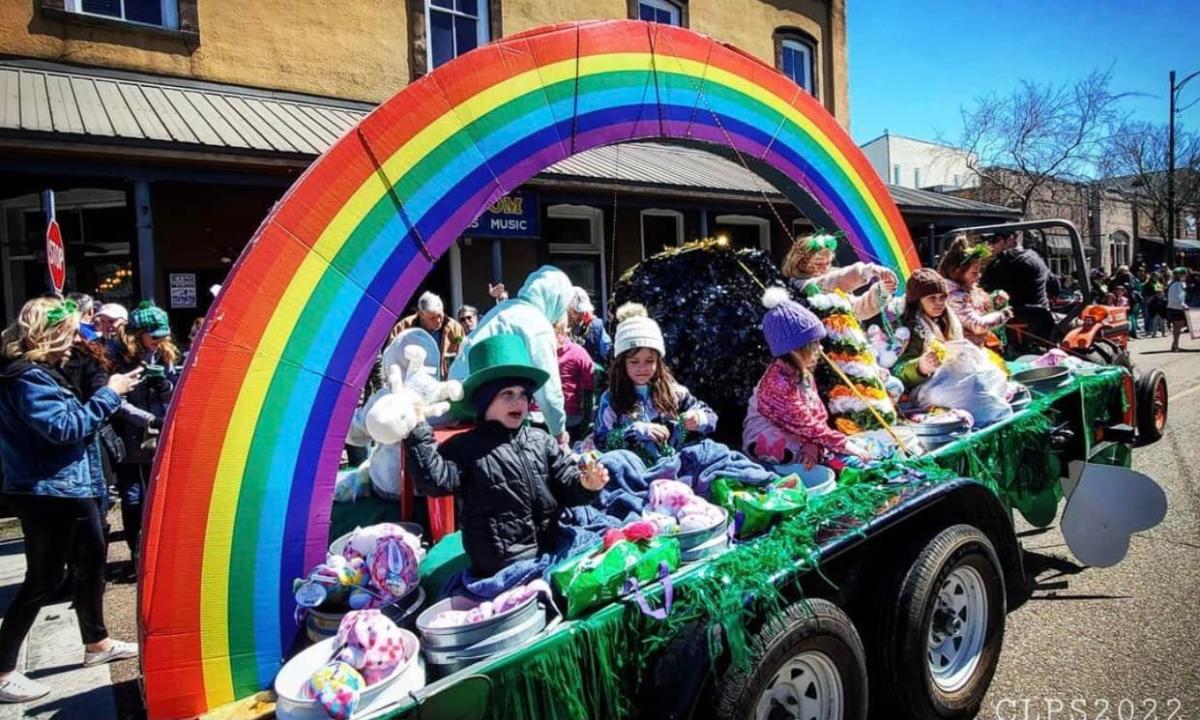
[613,303,665,357]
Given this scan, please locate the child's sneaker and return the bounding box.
[83,639,138,667]
[0,672,50,703]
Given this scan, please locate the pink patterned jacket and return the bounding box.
[946,279,1006,346]
[742,359,848,468]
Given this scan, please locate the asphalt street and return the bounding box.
[979,334,1200,720]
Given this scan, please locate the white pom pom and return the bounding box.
[615,302,648,323]
[761,286,791,310]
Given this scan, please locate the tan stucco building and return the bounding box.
[1,0,860,324]
[1,0,849,123]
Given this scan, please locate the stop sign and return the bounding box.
[45,218,66,294]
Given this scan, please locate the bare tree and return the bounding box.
[950,70,1125,216]
[1099,120,1200,243]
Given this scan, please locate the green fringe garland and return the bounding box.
[478,369,1126,719]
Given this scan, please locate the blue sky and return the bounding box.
[848,1,1200,146]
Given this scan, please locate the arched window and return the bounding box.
[1109,231,1131,269]
[774,28,819,98]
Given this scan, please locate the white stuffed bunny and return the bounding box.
[365,345,463,445]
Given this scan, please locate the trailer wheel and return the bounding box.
[1135,368,1168,443]
[714,598,867,720]
[877,524,1005,720]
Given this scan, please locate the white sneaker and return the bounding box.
[0,672,51,703]
[82,639,139,667]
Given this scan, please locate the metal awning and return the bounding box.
[0,59,1018,219]
[1138,236,1200,252]
[0,59,370,159]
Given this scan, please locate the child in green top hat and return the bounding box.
[404,333,609,578]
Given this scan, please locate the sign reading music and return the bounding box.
[464,190,539,239]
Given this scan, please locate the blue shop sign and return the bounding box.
[465,190,539,238]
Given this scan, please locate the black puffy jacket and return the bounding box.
[405,420,598,577]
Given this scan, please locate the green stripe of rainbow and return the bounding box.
[138,20,918,719]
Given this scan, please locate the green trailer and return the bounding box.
[352,366,1156,720]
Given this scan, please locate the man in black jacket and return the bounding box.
[404,334,608,578]
[980,230,1055,344]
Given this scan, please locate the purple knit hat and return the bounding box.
[761,287,826,357]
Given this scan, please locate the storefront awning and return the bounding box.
[1,59,1018,220]
[0,59,371,162]
[1138,236,1200,253]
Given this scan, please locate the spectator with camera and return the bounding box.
[104,301,180,567]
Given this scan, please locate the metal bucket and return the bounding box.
[416,593,547,677]
[275,631,421,720]
[304,585,425,642]
[670,507,729,553]
[1011,366,1071,394]
[681,531,729,563]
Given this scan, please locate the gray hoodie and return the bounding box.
[449,266,574,435]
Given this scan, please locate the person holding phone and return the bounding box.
[104,301,180,568]
[0,297,143,702]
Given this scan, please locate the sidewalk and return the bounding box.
[0,534,118,720]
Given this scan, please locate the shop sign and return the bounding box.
[170,273,198,309]
[43,190,65,294]
[464,190,539,238]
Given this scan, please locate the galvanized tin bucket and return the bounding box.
[415,593,547,678]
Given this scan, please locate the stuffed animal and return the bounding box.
[305,661,365,720]
[865,324,911,370]
[365,344,463,445]
[334,610,409,685]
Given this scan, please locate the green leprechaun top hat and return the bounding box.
[454,333,550,418]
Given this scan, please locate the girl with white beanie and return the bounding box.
[593,303,717,463]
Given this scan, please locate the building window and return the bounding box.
[773,28,819,99]
[714,215,770,252]
[953,174,961,187]
[913,168,922,188]
[1110,231,1131,269]
[636,0,681,25]
[892,164,901,185]
[781,40,814,94]
[546,205,607,317]
[427,0,490,70]
[641,209,684,259]
[65,0,178,28]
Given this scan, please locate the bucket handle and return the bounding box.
[624,561,673,620]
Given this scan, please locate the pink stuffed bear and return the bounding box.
[334,610,409,685]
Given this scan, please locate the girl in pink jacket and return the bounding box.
[743,288,871,469]
[938,235,1013,346]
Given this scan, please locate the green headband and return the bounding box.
[805,232,841,253]
[46,299,78,327]
[963,244,991,262]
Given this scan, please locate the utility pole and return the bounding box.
[1168,69,1200,266]
[1169,70,1176,265]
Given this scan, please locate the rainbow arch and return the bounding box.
[139,20,919,718]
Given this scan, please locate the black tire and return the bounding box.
[1135,368,1168,443]
[714,598,868,720]
[874,524,1005,720]
[1094,338,1132,369]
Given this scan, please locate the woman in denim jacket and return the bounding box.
[0,297,142,703]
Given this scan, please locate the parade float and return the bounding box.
[137,20,1166,720]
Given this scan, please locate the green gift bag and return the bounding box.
[551,537,681,618]
[711,477,809,538]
